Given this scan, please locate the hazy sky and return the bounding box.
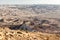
[0,0,60,4]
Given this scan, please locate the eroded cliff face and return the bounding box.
[0,6,60,40]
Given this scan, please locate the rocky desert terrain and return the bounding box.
[0,5,60,40]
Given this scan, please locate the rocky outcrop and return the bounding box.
[0,27,60,40]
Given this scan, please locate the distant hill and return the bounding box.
[0,4,60,18]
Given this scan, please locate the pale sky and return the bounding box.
[0,0,60,4]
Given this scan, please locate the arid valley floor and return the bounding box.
[0,5,60,40]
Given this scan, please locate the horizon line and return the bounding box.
[0,4,60,5]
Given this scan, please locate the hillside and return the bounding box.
[0,5,60,40]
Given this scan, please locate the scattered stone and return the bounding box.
[41,20,50,24]
[0,18,4,22]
